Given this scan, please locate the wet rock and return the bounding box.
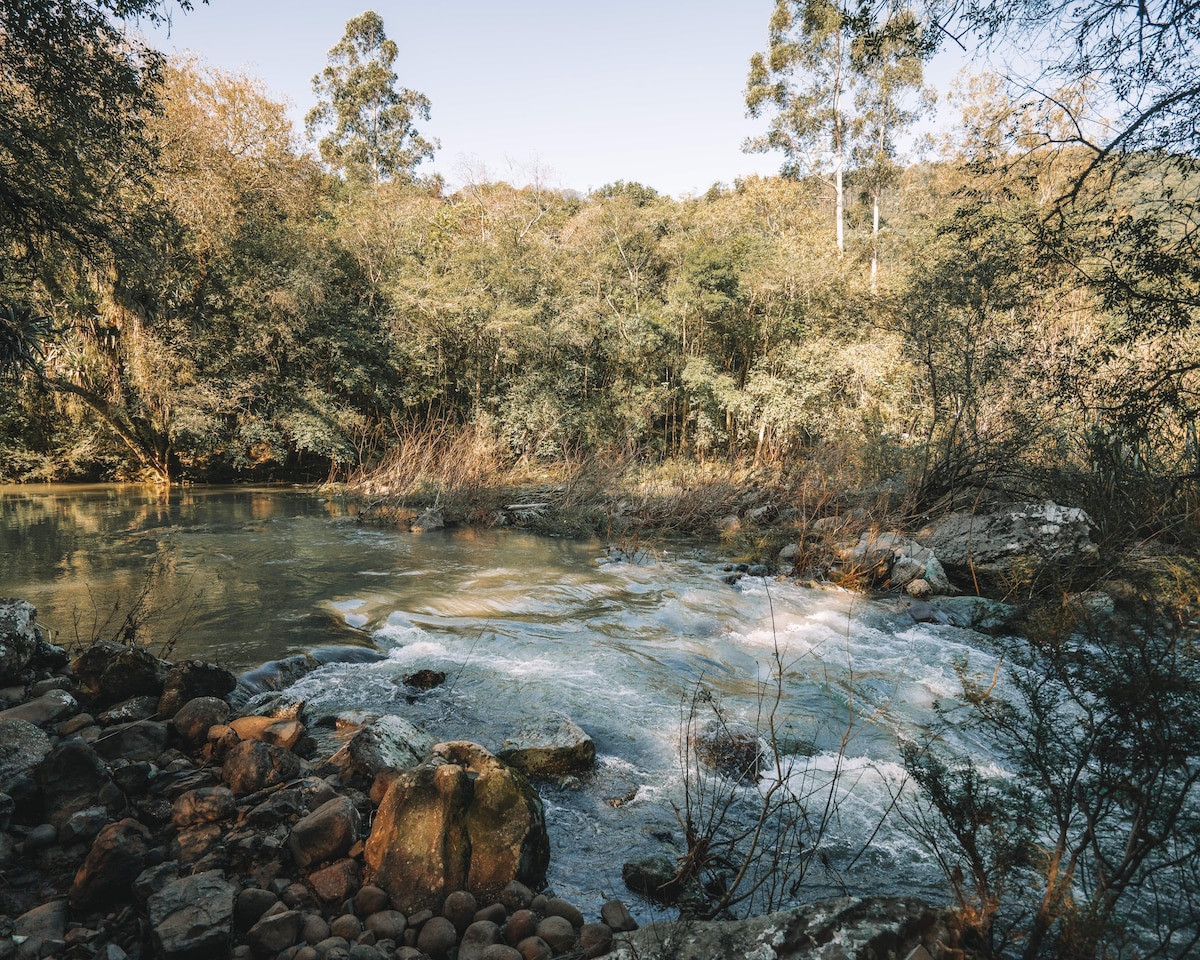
[343,715,436,777]
[221,738,303,795]
[545,897,584,927]
[605,896,943,960]
[14,899,68,954]
[0,718,51,782]
[475,902,507,926]
[172,823,224,866]
[499,881,533,913]
[410,507,444,532]
[622,854,681,903]
[289,796,362,869]
[172,697,231,746]
[600,900,638,933]
[158,660,236,719]
[364,742,549,913]
[402,669,445,690]
[0,600,42,684]
[689,717,763,783]
[148,870,237,960]
[69,818,152,910]
[497,711,595,778]
[133,861,181,906]
[37,736,117,829]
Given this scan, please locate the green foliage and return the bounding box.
[306,10,436,185]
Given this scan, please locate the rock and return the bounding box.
[173,697,231,746]
[515,937,552,960]
[475,903,507,925]
[915,501,1097,589]
[57,805,109,843]
[72,642,170,707]
[364,742,550,913]
[148,870,238,960]
[247,910,303,956]
[97,695,160,724]
[578,922,613,958]
[499,881,534,913]
[69,818,152,910]
[309,859,361,906]
[158,661,237,719]
[504,910,538,945]
[480,947,522,960]
[134,861,181,906]
[0,718,51,782]
[600,900,637,933]
[402,669,445,690]
[415,916,457,960]
[622,854,681,903]
[229,716,305,750]
[535,916,575,954]
[363,910,406,942]
[173,787,238,828]
[234,887,279,931]
[931,596,1020,632]
[330,914,361,940]
[354,884,389,916]
[221,738,303,795]
[92,719,170,762]
[497,711,595,778]
[0,689,77,726]
[689,718,762,783]
[0,600,42,684]
[14,899,68,950]
[602,896,943,960]
[544,898,583,928]
[458,920,502,960]
[37,738,118,829]
[301,914,330,944]
[344,715,435,776]
[442,890,478,935]
[410,507,444,532]
[289,796,362,869]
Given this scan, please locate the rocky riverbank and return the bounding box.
[0,599,948,960]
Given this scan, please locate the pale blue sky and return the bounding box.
[142,1,973,197]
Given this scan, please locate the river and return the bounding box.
[0,484,997,920]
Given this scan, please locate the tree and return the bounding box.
[747,0,856,258]
[746,0,931,268]
[305,10,436,186]
[0,0,200,375]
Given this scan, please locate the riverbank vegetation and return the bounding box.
[3,4,1199,579]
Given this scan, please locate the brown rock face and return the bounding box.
[364,741,549,913]
[69,818,152,910]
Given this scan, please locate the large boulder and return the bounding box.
[0,599,42,684]
[833,532,954,595]
[36,737,119,830]
[915,502,1097,589]
[71,642,170,707]
[364,741,550,913]
[342,714,436,776]
[598,896,945,960]
[498,711,595,778]
[148,870,238,960]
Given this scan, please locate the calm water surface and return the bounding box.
[1,484,993,917]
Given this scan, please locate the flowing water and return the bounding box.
[0,484,1006,919]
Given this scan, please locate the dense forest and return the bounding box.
[0,2,1195,545]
